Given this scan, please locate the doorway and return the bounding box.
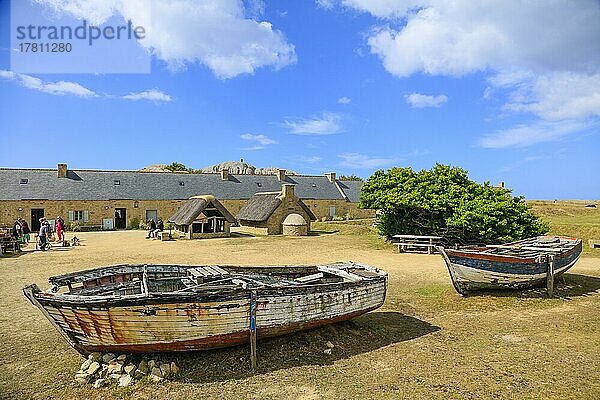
[31,208,44,231]
[115,208,127,229]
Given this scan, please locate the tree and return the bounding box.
[165,162,190,172]
[359,164,549,243]
[338,175,363,181]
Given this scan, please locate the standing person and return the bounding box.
[147,219,156,238]
[153,218,164,238]
[21,219,31,244]
[39,218,49,251]
[55,216,64,243]
[12,218,22,240]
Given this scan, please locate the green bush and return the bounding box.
[69,221,82,232]
[359,164,549,244]
[129,217,141,230]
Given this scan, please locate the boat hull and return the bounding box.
[438,238,582,294]
[24,265,387,354]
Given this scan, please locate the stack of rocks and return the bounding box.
[74,352,180,387]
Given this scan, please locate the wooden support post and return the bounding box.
[547,255,555,298]
[249,290,258,371]
[428,238,433,254]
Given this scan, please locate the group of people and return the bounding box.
[11,218,31,247]
[12,216,67,251]
[146,218,164,238]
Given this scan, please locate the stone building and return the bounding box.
[236,184,316,235]
[0,164,372,230]
[168,196,236,239]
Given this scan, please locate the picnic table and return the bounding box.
[392,234,442,254]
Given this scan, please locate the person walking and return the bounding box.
[39,218,49,251]
[55,216,64,243]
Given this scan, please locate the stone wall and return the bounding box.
[302,199,375,220]
[283,224,308,236]
[0,198,373,229]
[263,192,313,235]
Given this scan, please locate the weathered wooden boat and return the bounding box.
[437,236,582,295]
[23,262,387,355]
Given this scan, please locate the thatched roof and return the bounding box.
[236,193,281,222]
[168,195,236,226]
[236,193,316,222]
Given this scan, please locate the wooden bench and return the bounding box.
[392,234,442,254]
[0,236,20,255]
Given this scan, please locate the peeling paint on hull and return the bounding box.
[437,237,583,295]
[23,263,388,354]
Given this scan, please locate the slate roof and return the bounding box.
[337,180,363,203]
[168,196,236,226]
[0,168,358,202]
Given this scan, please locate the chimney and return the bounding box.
[221,169,229,180]
[57,163,67,178]
[277,169,286,182]
[498,181,505,188]
[325,172,336,183]
[282,184,295,198]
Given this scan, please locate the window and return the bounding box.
[114,180,121,185]
[179,181,185,186]
[69,210,89,222]
[256,182,262,187]
[20,178,28,184]
[73,211,84,221]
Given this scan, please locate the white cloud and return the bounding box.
[240,133,277,146]
[334,1,600,147]
[0,69,97,97]
[316,0,335,10]
[283,112,343,135]
[479,120,593,149]
[338,152,396,169]
[1,69,173,102]
[337,96,351,104]
[501,72,600,121]
[122,89,172,102]
[405,93,447,108]
[36,0,296,79]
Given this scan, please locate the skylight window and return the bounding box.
[179,181,185,186]
[256,182,262,187]
[114,180,121,185]
[20,178,28,184]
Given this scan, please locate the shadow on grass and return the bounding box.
[169,312,439,383]
[465,273,600,299]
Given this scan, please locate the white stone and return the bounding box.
[118,374,133,387]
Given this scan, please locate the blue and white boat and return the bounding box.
[437,236,582,295]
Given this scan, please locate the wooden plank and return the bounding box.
[249,290,258,371]
[486,245,565,253]
[212,266,230,275]
[295,272,324,283]
[547,255,555,298]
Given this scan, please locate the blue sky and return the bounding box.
[1,0,599,199]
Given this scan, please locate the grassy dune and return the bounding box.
[529,200,600,257]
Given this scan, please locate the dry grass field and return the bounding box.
[1,218,599,399]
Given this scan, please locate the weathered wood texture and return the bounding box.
[24,263,387,354]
